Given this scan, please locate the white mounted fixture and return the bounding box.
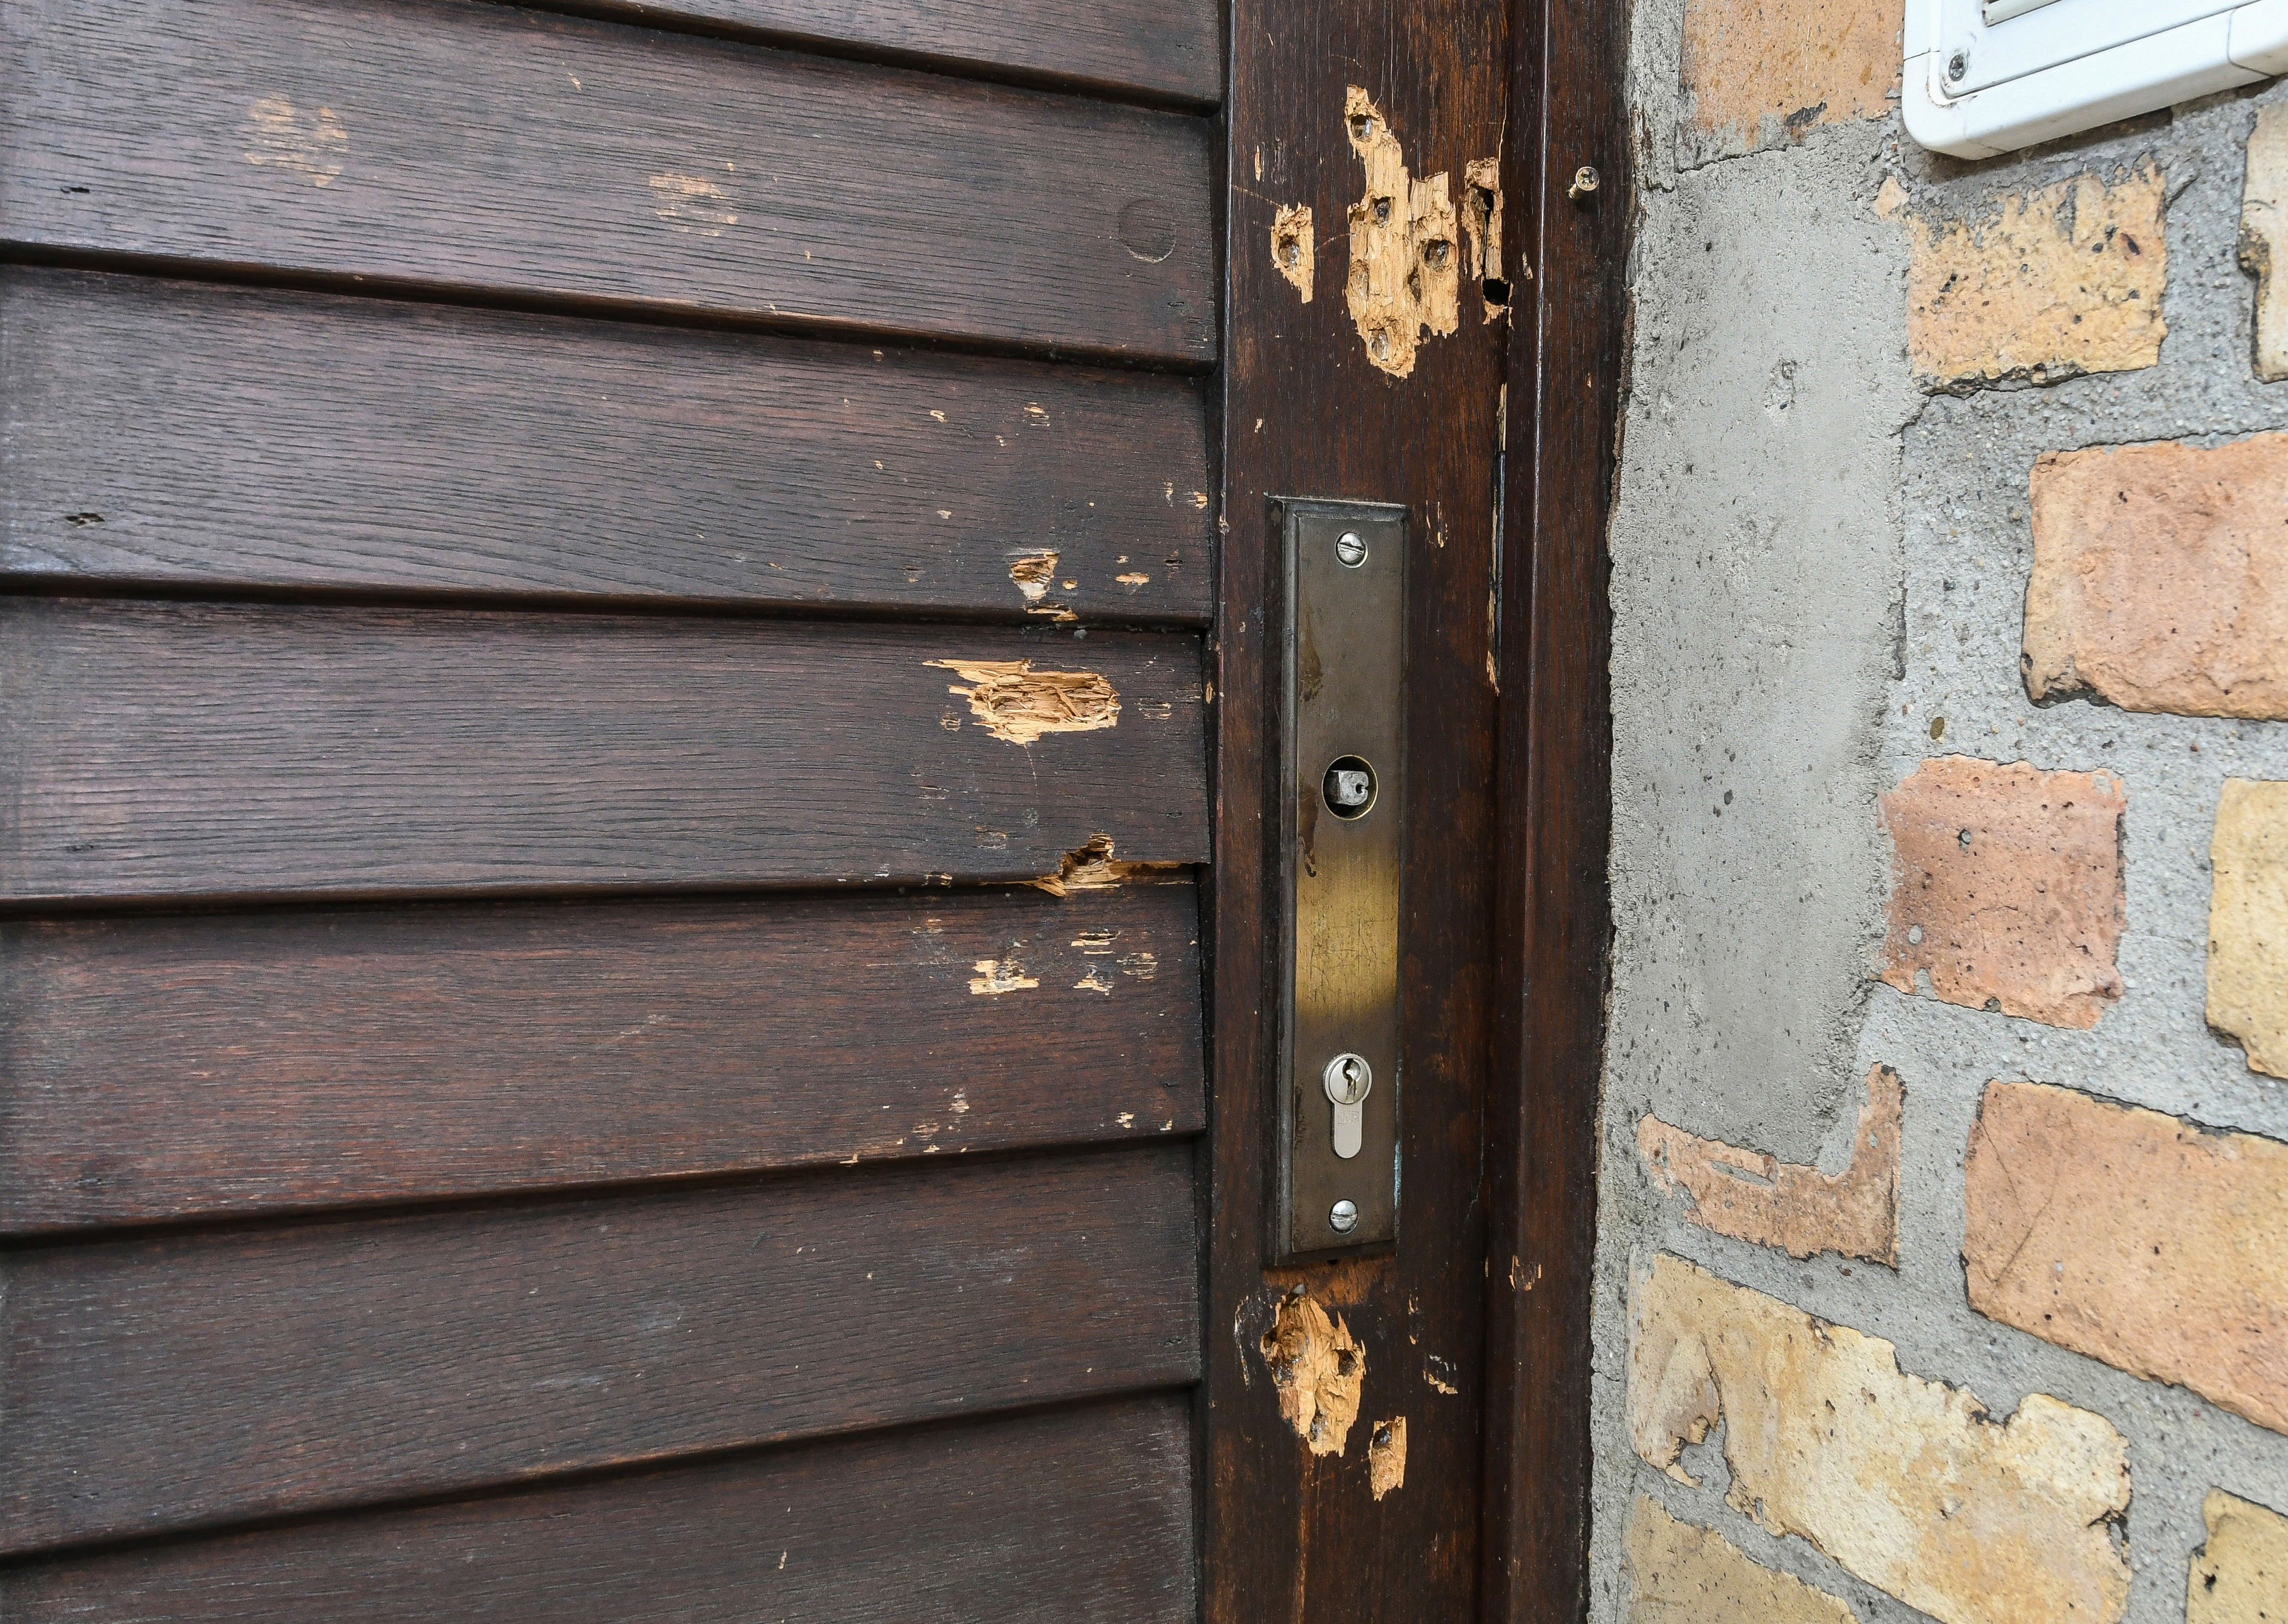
[1905,0,2288,157]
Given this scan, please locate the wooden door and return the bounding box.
[0,0,1217,1614]
[0,0,1620,1614]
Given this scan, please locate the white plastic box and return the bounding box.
[1904,0,2288,157]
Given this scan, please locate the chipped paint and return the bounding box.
[1369,1417,1408,1499]
[1029,834,1186,896]
[648,171,739,236]
[967,957,1038,995]
[1463,157,1510,320]
[1115,572,1152,588]
[926,659,1118,746]
[1074,966,1114,993]
[1273,203,1316,302]
[241,97,348,186]
[1259,1290,1366,1456]
[1343,87,1459,377]
[1006,552,1074,620]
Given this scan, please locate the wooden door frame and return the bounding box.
[1203,0,1626,1613]
[1478,0,1628,1616]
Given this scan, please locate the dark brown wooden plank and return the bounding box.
[0,1143,1199,1554]
[0,1394,1196,1622]
[0,885,1203,1232]
[1205,5,1511,1620]
[559,0,1221,109]
[0,600,1206,904]
[0,269,1213,622]
[0,0,1216,362]
[1479,5,1623,1619]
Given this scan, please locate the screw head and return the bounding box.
[1329,1199,1360,1234]
[1335,531,1368,567]
[1568,165,1601,200]
[1946,48,1969,81]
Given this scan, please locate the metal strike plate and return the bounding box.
[1274,499,1405,1261]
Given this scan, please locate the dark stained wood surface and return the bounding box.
[1479,2,1623,1617]
[0,1395,1196,1621]
[0,1396,1197,1622]
[0,600,1207,904]
[0,0,1217,362]
[1206,4,1511,1619]
[0,1143,1199,1554]
[0,269,1213,623]
[549,0,1221,109]
[0,885,1203,1232]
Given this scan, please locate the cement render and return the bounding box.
[1595,13,2288,1621]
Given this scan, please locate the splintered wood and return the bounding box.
[1272,203,1315,301]
[1343,87,1458,377]
[926,658,1119,745]
[1259,1289,1366,1456]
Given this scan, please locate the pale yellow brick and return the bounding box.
[2026,435,2288,722]
[1964,1081,2288,1438]
[2240,105,2288,383]
[1681,0,1897,153]
[1909,165,2166,388]
[1625,1495,1858,1624]
[2191,1491,2288,1624]
[1630,1253,2131,1624]
[2210,779,2288,1078]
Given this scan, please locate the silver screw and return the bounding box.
[1329,1199,1360,1234]
[1947,48,1969,82]
[1335,531,1368,567]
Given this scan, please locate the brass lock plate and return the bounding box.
[1274,498,1405,1261]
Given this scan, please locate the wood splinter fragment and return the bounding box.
[926,659,1118,746]
[1028,834,1187,897]
[1259,1289,1365,1456]
[1272,203,1315,301]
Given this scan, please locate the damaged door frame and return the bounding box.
[1202,0,1626,1612]
[1478,0,1628,1618]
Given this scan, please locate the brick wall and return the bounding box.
[1600,2,2288,1621]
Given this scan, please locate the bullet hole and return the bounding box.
[1373,196,1392,224]
[1349,112,1374,140]
[1958,828,1973,848]
[1483,276,1511,305]
[1423,238,1450,268]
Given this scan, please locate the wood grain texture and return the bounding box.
[0,0,1217,362]
[1480,0,1624,1618]
[0,885,1203,1232]
[0,1395,1196,1621]
[548,0,1221,108]
[0,269,1213,623]
[0,600,1206,904]
[1206,4,1511,1617]
[0,1143,1198,1554]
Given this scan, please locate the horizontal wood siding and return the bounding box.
[0,1144,1198,1553]
[0,0,1217,361]
[0,600,1207,903]
[568,0,1221,106]
[0,0,1218,1590]
[0,1395,1197,1622]
[0,270,1213,621]
[0,886,1202,1231]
